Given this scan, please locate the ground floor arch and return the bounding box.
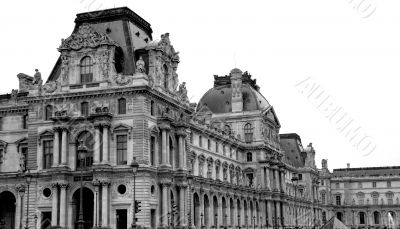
[72,187,94,229]
[0,191,16,229]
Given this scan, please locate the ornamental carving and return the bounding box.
[59,24,117,51]
[42,81,58,94]
[60,55,70,83]
[113,74,132,86]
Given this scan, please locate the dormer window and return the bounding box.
[80,56,93,84]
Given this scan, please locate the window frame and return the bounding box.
[244,123,253,143]
[246,152,252,162]
[45,105,53,120]
[42,140,53,169]
[118,98,127,115]
[116,134,128,165]
[81,101,89,117]
[80,56,93,84]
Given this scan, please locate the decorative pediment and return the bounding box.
[59,24,118,51]
[111,123,133,139]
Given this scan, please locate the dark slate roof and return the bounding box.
[332,166,400,177]
[279,133,305,168]
[196,72,270,114]
[75,7,153,39]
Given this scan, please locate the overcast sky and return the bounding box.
[1,0,399,170]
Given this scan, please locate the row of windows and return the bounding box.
[42,132,129,169]
[334,181,392,189]
[44,98,127,120]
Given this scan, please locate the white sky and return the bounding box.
[1,0,399,170]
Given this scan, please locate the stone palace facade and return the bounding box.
[0,6,398,229]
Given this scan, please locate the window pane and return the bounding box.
[117,135,127,165]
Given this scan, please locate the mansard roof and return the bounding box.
[332,166,400,177]
[279,133,305,168]
[75,7,153,39]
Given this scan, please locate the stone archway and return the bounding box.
[0,191,16,229]
[193,193,200,229]
[72,187,94,229]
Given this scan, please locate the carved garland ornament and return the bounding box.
[59,24,117,51]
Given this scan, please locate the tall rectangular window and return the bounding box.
[336,195,341,206]
[298,174,303,180]
[150,136,156,166]
[43,140,53,169]
[199,136,202,147]
[207,139,211,150]
[0,149,3,164]
[117,135,127,165]
[373,182,377,188]
[387,181,391,188]
[21,147,28,171]
[81,102,89,117]
[321,193,326,204]
[118,98,126,114]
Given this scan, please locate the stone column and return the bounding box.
[280,169,286,193]
[61,128,68,166]
[176,130,187,170]
[265,167,271,190]
[218,196,223,228]
[102,125,110,164]
[276,202,281,227]
[92,180,101,227]
[161,128,168,165]
[94,125,101,164]
[51,183,59,226]
[267,200,272,227]
[16,185,25,229]
[162,184,170,227]
[59,183,69,227]
[179,186,187,226]
[53,129,60,167]
[274,169,280,192]
[102,181,110,227]
[260,167,265,189]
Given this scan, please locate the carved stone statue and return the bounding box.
[11,89,18,101]
[33,69,43,86]
[100,50,110,79]
[178,82,188,102]
[135,56,146,73]
[61,55,70,83]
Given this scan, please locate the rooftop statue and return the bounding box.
[33,69,43,86]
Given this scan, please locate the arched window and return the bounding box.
[374,211,380,225]
[80,56,93,83]
[322,211,327,224]
[118,98,126,114]
[246,152,252,162]
[244,123,253,143]
[359,212,366,224]
[45,105,53,120]
[76,131,94,168]
[321,192,326,204]
[81,102,89,117]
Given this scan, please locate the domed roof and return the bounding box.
[196,70,271,114]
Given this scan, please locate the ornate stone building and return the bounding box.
[0,6,397,229]
[321,166,400,228]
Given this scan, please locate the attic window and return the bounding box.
[135,32,140,37]
[221,90,224,94]
[144,38,148,43]
[106,28,111,34]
